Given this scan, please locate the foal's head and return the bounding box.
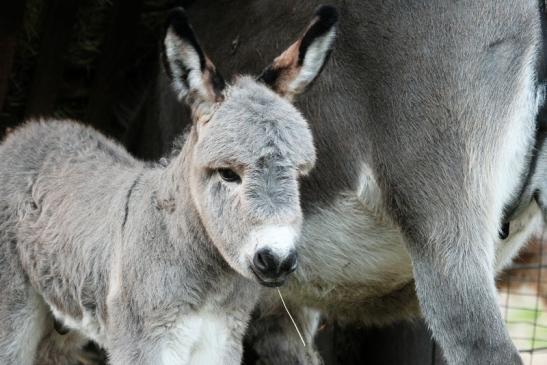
[163,6,337,286]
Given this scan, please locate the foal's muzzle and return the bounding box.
[250,248,298,287]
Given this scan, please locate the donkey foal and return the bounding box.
[0,8,336,365]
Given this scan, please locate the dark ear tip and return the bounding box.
[314,5,339,27]
[166,7,193,38]
[163,7,207,71]
[167,7,189,25]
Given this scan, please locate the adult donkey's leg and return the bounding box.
[382,130,529,363]
[374,5,539,365]
[368,1,542,363]
[405,229,521,364]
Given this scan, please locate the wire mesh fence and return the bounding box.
[499,230,547,365]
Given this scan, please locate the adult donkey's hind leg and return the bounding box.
[368,1,542,363]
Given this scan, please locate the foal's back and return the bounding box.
[0,120,143,241]
[0,120,144,344]
[0,120,141,206]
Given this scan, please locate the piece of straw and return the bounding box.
[277,288,306,347]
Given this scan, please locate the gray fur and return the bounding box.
[126,1,546,364]
[0,8,334,364]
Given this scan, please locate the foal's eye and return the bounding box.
[217,168,241,183]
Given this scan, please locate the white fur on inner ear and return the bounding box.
[288,27,336,96]
[164,28,209,102]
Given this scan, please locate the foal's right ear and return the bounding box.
[258,5,338,101]
[162,8,225,123]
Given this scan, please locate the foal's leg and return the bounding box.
[0,262,49,365]
[105,298,187,365]
[108,300,253,365]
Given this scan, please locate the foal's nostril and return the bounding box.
[253,249,278,276]
[252,249,298,280]
[280,250,298,274]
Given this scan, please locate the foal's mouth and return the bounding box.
[249,264,288,288]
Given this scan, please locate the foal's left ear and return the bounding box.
[162,8,225,123]
[258,5,338,101]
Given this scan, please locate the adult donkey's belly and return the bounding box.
[287,165,417,324]
[286,165,544,325]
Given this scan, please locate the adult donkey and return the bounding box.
[124,1,546,364]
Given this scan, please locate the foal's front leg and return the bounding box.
[105,310,191,364]
[107,331,170,365]
[105,297,178,365]
[182,310,252,365]
[107,306,250,365]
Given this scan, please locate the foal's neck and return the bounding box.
[155,131,227,271]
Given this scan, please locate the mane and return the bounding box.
[160,124,192,166]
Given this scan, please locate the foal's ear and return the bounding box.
[162,8,225,123]
[258,5,338,101]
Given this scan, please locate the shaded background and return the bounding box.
[1,1,546,364]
